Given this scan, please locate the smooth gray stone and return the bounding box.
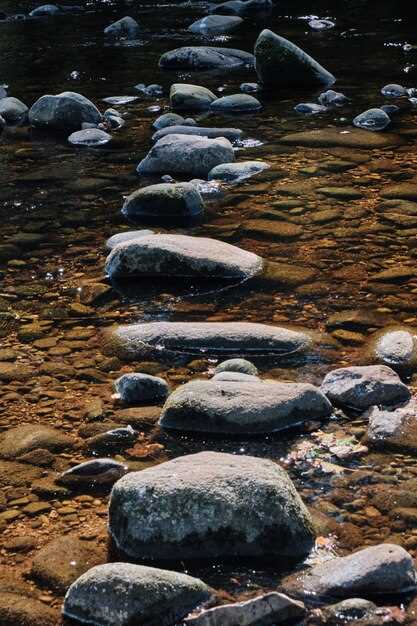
[240,82,259,93]
[101,321,315,361]
[152,125,242,142]
[211,371,259,382]
[294,102,327,114]
[122,182,204,219]
[321,365,410,410]
[353,108,390,131]
[114,373,169,404]
[210,93,261,112]
[381,83,407,97]
[153,112,185,129]
[68,128,111,146]
[106,230,154,250]
[57,459,128,487]
[0,97,28,125]
[137,134,235,177]
[188,15,243,34]
[215,358,258,376]
[208,160,269,182]
[160,379,332,433]
[159,46,254,71]
[318,89,348,106]
[105,234,263,280]
[109,451,315,560]
[367,327,417,369]
[298,544,416,599]
[63,563,211,626]
[29,91,102,130]
[254,29,335,88]
[29,4,60,16]
[104,16,140,38]
[170,83,216,111]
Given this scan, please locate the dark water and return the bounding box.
[2,0,417,618]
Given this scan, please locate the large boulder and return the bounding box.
[170,83,216,111]
[101,321,315,361]
[137,134,235,178]
[160,379,332,433]
[320,365,410,410]
[104,16,140,38]
[292,544,416,600]
[29,92,102,131]
[254,30,335,88]
[0,97,28,125]
[159,46,254,71]
[365,326,417,371]
[152,125,242,142]
[0,424,72,459]
[109,451,315,560]
[122,183,204,220]
[63,562,211,626]
[105,234,263,280]
[188,15,243,34]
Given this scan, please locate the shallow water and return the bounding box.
[2,0,417,621]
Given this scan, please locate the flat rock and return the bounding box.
[210,94,261,112]
[122,183,204,220]
[184,592,305,626]
[254,29,335,88]
[321,365,410,410]
[137,134,235,178]
[326,309,393,332]
[101,321,315,360]
[152,125,242,142]
[105,234,262,280]
[159,46,254,71]
[160,379,332,433]
[109,451,315,560]
[170,84,216,111]
[291,544,416,600]
[381,184,417,201]
[114,372,169,404]
[0,424,72,459]
[29,91,102,131]
[243,219,302,239]
[280,128,405,149]
[31,535,106,593]
[208,160,269,182]
[63,563,211,626]
[57,459,128,488]
[188,15,242,34]
[113,406,161,428]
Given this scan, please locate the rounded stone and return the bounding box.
[104,16,140,38]
[208,160,269,182]
[170,84,216,111]
[68,128,111,146]
[57,459,128,488]
[188,15,243,34]
[215,358,258,376]
[29,4,60,16]
[153,112,185,129]
[318,89,348,106]
[381,83,407,97]
[366,326,417,370]
[210,93,261,112]
[152,125,242,143]
[159,46,254,71]
[114,373,169,404]
[106,230,155,251]
[122,182,204,220]
[0,97,28,125]
[353,108,390,132]
[109,451,315,560]
[29,91,102,131]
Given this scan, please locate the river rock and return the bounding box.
[254,29,335,88]
[109,451,315,560]
[170,84,216,111]
[189,15,243,34]
[32,535,106,593]
[210,94,261,112]
[280,128,404,148]
[105,234,263,280]
[159,46,254,70]
[0,590,57,626]
[29,92,102,130]
[160,379,332,433]
[295,103,327,114]
[366,326,417,370]
[152,125,242,142]
[68,128,111,146]
[0,424,72,459]
[215,358,258,375]
[365,398,417,453]
[321,365,410,410]
[106,230,154,250]
[353,108,390,132]
[184,592,305,626]
[122,183,204,220]
[309,18,334,30]
[153,112,185,129]
[63,563,211,626]
[57,459,128,488]
[208,160,269,181]
[0,97,28,125]
[137,134,235,177]
[101,321,315,361]
[381,83,407,97]
[114,372,169,404]
[212,371,258,382]
[294,544,416,599]
[210,0,271,15]
[318,89,348,106]
[29,4,60,16]
[104,16,140,38]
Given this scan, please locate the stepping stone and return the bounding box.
[188,15,243,34]
[159,46,254,70]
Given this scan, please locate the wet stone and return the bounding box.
[57,458,128,488]
[170,84,216,111]
[68,128,112,146]
[353,108,391,132]
[0,424,72,459]
[122,183,204,220]
[114,372,169,404]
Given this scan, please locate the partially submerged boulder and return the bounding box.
[104,16,140,39]
[105,234,263,280]
[160,379,332,433]
[109,451,315,560]
[159,46,254,71]
[63,563,211,626]
[29,92,102,131]
[170,84,216,111]
[122,183,204,220]
[101,321,315,361]
[254,29,335,89]
[208,160,269,182]
[114,372,169,404]
[0,97,28,125]
[188,15,243,34]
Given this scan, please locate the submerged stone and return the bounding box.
[210,93,262,112]
[109,451,315,560]
[188,15,242,34]
[308,18,335,30]
[104,16,140,38]
[160,379,332,433]
[254,29,335,88]
[215,358,258,375]
[122,183,204,220]
[280,128,404,148]
[68,128,111,146]
[353,108,390,131]
[57,459,128,488]
[208,160,269,182]
[0,424,72,459]
[159,46,254,70]
[153,112,185,129]
[294,102,327,114]
[29,4,60,16]
[0,97,28,125]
